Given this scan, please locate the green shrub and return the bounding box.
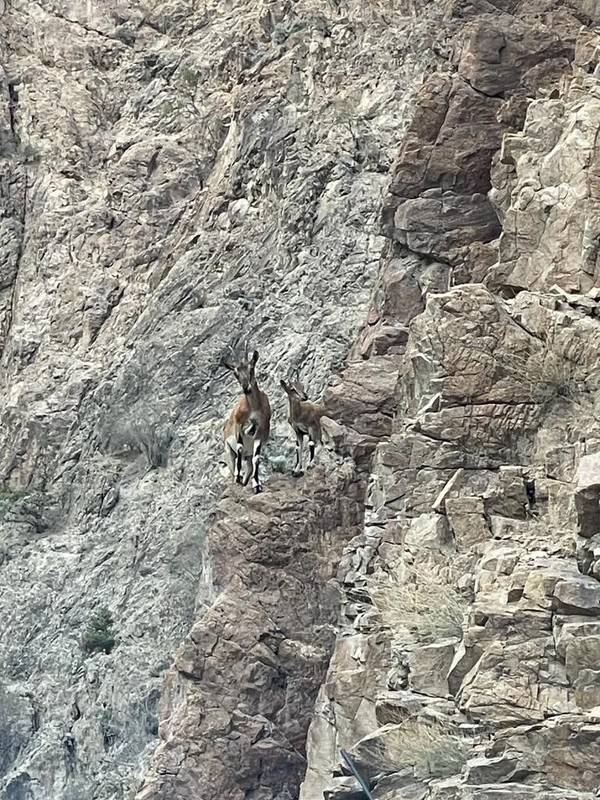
[180,67,199,89]
[81,608,116,655]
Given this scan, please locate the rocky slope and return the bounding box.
[301,6,600,800]
[1,0,600,800]
[0,1,434,798]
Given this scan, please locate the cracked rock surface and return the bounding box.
[300,3,600,800]
[0,0,432,798]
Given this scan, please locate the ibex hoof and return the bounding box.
[253,486,262,494]
[292,470,304,478]
[235,476,243,484]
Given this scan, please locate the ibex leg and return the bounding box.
[251,439,262,494]
[235,437,244,483]
[307,429,316,467]
[293,432,304,477]
[225,443,236,480]
[242,456,252,487]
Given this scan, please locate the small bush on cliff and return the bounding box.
[105,417,173,469]
[0,544,11,567]
[369,564,467,643]
[128,420,173,468]
[502,344,577,406]
[0,489,49,533]
[355,718,472,781]
[81,608,116,656]
[380,721,471,779]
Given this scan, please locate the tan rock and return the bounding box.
[405,514,452,552]
[408,639,457,697]
[446,497,492,550]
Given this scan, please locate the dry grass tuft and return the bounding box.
[368,564,467,644]
[360,720,471,779]
[500,344,577,406]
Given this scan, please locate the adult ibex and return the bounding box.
[280,375,325,476]
[223,347,271,494]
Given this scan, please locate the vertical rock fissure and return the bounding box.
[2,173,27,360]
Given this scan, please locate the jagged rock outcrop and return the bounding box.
[300,5,600,800]
[489,30,600,293]
[136,468,363,800]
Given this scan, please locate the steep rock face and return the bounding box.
[489,31,600,293]
[136,466,363,800]
[135,324,406,798]
[0,1,436,799]
[301,6,600,800]
[2,2,600,800]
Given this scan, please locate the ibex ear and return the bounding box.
[251,350,259,364]
[222,360,235,371]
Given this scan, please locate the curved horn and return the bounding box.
[221,343,236,369]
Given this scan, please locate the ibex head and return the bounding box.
[224,348,259,395]
[280,373,308,401]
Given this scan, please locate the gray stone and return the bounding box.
[408,639,457,697]
[577,533,600,578]
[464,754,522,785]
[405,514,452,551]
[554,575,600,614]
[446,497,492,551]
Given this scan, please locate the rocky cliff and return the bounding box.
[0,1,599,800]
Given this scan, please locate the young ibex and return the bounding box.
[280,375,325,476]
[223,347,271,494]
